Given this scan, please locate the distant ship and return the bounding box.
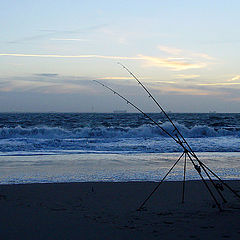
[113,110,127,113]
[209,111,217,113]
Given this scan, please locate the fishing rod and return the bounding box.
[93,78,211,166]
[117,64,231,194]
[93,80,188,148]
[117,62,198,160]
[117,63,235,204]
[94,79,215,184]
[94,69,240,210]
[94,79,225,210]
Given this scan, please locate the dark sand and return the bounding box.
[0,181,240,240]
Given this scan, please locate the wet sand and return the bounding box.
[0,181,240,240]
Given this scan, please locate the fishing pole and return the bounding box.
[117,62,198,159]
[117,63,233,204]
[93,80,182,144]
[94,79,208,177]
[94,79,203,165]
[94,70,240,210]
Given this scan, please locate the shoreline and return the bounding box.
[1,180,240,239]
[1,152,240,184]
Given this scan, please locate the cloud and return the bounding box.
[175,74,200,79]
[35,84,90,94]
[0,80,92,94]
[0,79,53,92]
[0,52,208,71]
[197,75,240,88]
[138,55,206,71]
[228,97,240,102]
[150,85,216,96]
[98,28,129,45]
[228,75,240,82]
[165,87,211,96]
[198,82,240,86]
[158,46,182,55]
[158,45,213,60]
[50,38,88,41]
[35,73,59,77]
[156,45,214,70]
[192,53,214,60]
[0,53,139,60]
[98,77,134,80]
[154,81,176,84]
[0,74,96,94]
[7,24,107,44]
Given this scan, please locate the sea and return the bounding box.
[0,112,240,184]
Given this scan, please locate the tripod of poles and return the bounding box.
[94,64,240,211]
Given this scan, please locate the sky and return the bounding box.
[1,0,240,113]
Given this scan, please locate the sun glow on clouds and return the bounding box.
[0,53,139,60]
[198,75,240,86]
[139,55,206,71]
[0,52,209,71]
[175,74,200,79]
[152,85,216,96]
[228,75,240,81]
[0,47,214,97]
[155,81,176,84]
[199,82,240,86]
[156,46,213,70]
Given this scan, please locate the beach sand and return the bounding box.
[0,181,240,240]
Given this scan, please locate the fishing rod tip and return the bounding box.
[117,62,125,67]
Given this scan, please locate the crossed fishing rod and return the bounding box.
[94,63,240,211]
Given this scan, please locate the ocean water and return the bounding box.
[0,112,239,184]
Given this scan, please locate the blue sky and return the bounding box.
[1,0,240,112]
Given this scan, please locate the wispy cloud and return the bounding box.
[99,28,129,45]
[7,24,107,44]
[175,74,200,79]
[192,53,214,60]
[228,97,240,102]
[198,82,240,86]
[155,81,176,84]
[38,84,89,94]
[158,45,213,59]
[50,38,88,41]
[0,52,209,71]
[165,87,211,95]
[97,77,134,80]
[228,75,240,82]
[138,55,206,71]
[158,46,182,55]
[0,53,139,60]
[156,45,214,70]
[0,79,54,92]
[0,74,96,94]
[197,74,240,87]
[34,73,59,77]
[151,85,216,96]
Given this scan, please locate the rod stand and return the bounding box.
[137,151,233,212]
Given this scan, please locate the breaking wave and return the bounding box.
[0,122,239,139]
